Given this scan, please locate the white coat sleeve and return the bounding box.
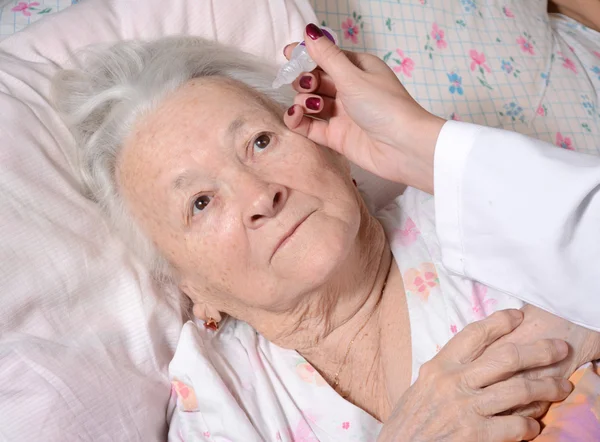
[434,120,600,332]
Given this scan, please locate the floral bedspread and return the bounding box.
[310,0,600,156]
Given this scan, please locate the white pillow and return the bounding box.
[0,1,315,440]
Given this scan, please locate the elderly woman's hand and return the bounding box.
[378,309,572,442]
[282,24,444,194]
[490,304,600,418]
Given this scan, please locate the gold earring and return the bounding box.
[204,317,219,331]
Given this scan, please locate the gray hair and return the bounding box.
[52,36,295,308]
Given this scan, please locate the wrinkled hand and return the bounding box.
[490,304,600,418]
[282,24,444,194]
[378,310,573,442]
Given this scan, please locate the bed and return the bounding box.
[0,0,598,440]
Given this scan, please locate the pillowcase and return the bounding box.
[0,1,315,440]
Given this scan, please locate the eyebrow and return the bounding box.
[226,116,246,141]
[172,116,247,191]
[173,171,193,191]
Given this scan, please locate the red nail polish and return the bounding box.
[299,76,312,90]
[305,97,321,111]
[287,105,295,116]
[306,23,324,40]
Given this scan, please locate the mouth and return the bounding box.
[271,210,316,259]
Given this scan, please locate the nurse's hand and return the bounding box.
[491,304,600,418]
[378,310,573,442]
[282,24,445,194]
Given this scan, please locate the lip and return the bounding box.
[271,210,316,259]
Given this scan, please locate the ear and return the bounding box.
[180,282,222,322]
[191,303,222,322]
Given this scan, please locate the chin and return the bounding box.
[273,210,359,288]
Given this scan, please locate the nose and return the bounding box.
[242,177,289,229]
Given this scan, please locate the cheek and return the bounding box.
[279,139,351,189]
[178,208,251,293]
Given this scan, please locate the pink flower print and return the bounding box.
[287,419,319,442]
[203,432,211,438]
[431,23,447,50]
[516,36,535,55]
[11,2,39,17]
[404,263,439,301]
[449,112,461,121]
[502,6,514,18]
[594,50,600,59]
[342,18,359,44]
[450,324,458,334]
[469,50,491,73]
[556,132,575,150]
[471,283,497,320]
[296,360,327,386]
[342,422,350,430]
[563,57,578,74]
[395,217,420,246]
[171,379,199,412]
[392,49,415,77]
[536,105,546,116]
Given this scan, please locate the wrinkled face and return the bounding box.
[117,77,361,317]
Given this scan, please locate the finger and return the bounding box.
[510,401,551,419]
[283,104,329,146]
[476,377,572,416]
[441,310,523,364]
[293,94,337,119]
[482,416,541,442]
[303,23,359,86]
[283,42,299,60]
[292,70,338,98]
[468,339,569,387]
[284,40,363,70]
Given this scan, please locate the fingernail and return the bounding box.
[305,97,321,111]
[299,75,312,90]
[287,105,295,116]
[306,23,324,40]
[283,43,292,56]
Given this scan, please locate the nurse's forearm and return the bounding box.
[433,121,600,331]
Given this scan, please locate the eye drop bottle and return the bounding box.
[272,26,338,89]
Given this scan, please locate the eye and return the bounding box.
[253,133,271,151]
[192,195,212,215]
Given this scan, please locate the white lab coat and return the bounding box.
[434,121,600,332]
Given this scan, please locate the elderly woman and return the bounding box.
[53,35,600,442]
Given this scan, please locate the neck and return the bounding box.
[265,201,388,342]
[549,1,600,32]
[241,201,408,421]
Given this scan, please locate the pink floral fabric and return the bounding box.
[310,0,600,157]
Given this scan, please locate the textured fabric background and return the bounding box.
[310,0,600,156]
